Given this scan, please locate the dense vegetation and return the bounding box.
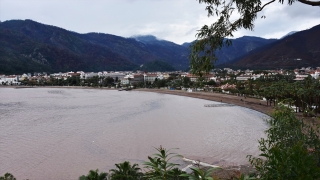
[19,75,117,87]
[220,72,320,116]
[248,106,320,179]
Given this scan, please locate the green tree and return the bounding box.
[182,77,193,88]
[143,146,186,180]
[248,106,320,179]
[190,0,320,73]
[66,76,80,86]
[110,161,143,180]
[154,79,167,88]
[79,169,108,180]
[0,173,16,180]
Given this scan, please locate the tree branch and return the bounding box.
[257,0,276,12]
[297,0,320,6]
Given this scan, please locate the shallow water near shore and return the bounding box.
[0,88,268,180]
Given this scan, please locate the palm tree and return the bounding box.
[109,161,143,180]
[79,169,108,180]
[0,173,16,180]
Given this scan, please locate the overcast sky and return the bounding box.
[1,0,319,44]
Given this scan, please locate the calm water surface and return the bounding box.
[0,88,268,180]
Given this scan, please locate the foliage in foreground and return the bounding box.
[143,146,189,180]
[109,161,143,180]
[79,169,108,180]
[190,0,320,76]
[0,173,16,180]
[180,167,216,180]
[248,106,320,179]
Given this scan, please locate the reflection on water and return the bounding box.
[0,88,268,180]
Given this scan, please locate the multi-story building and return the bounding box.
[122,74,144,85]
[0,75,20,85]
[101,72,126,81]
[144,73,159,83]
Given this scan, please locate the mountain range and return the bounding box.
[0,19,319,74]
[222,24,320,69]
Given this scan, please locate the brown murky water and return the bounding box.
[0,88,268,180]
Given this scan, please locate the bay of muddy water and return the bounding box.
[0,88,268,180]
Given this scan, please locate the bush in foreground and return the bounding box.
[248,106,320,179]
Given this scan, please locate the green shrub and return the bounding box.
[248,106,320,180]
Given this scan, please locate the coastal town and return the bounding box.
[1,67,319,88]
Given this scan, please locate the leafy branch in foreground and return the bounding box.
[0,173,16,180]
[79,169,108,180]
[190,0,320,76]
[248,105,320,179]
[109,161,143,180]
[143,146,187,180]
[180,167,217,180]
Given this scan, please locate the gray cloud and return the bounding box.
[0,0,319,44]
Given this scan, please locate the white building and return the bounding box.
[310,71,320,79]
[101,72,126,81]
[144,73,159,83]
[122,74,144,85]
[236,75,252,81]
[81,72,99,79]
[294,74,309,81]
[0,75,20,85]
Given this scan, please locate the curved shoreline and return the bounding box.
[133,89,318,125]
[134,89,274,116]
[5,86,313,121]
[2,85,273,115]
[2,86,273,115]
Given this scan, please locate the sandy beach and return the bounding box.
[134,89,274,116]
[134,88,320,126]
